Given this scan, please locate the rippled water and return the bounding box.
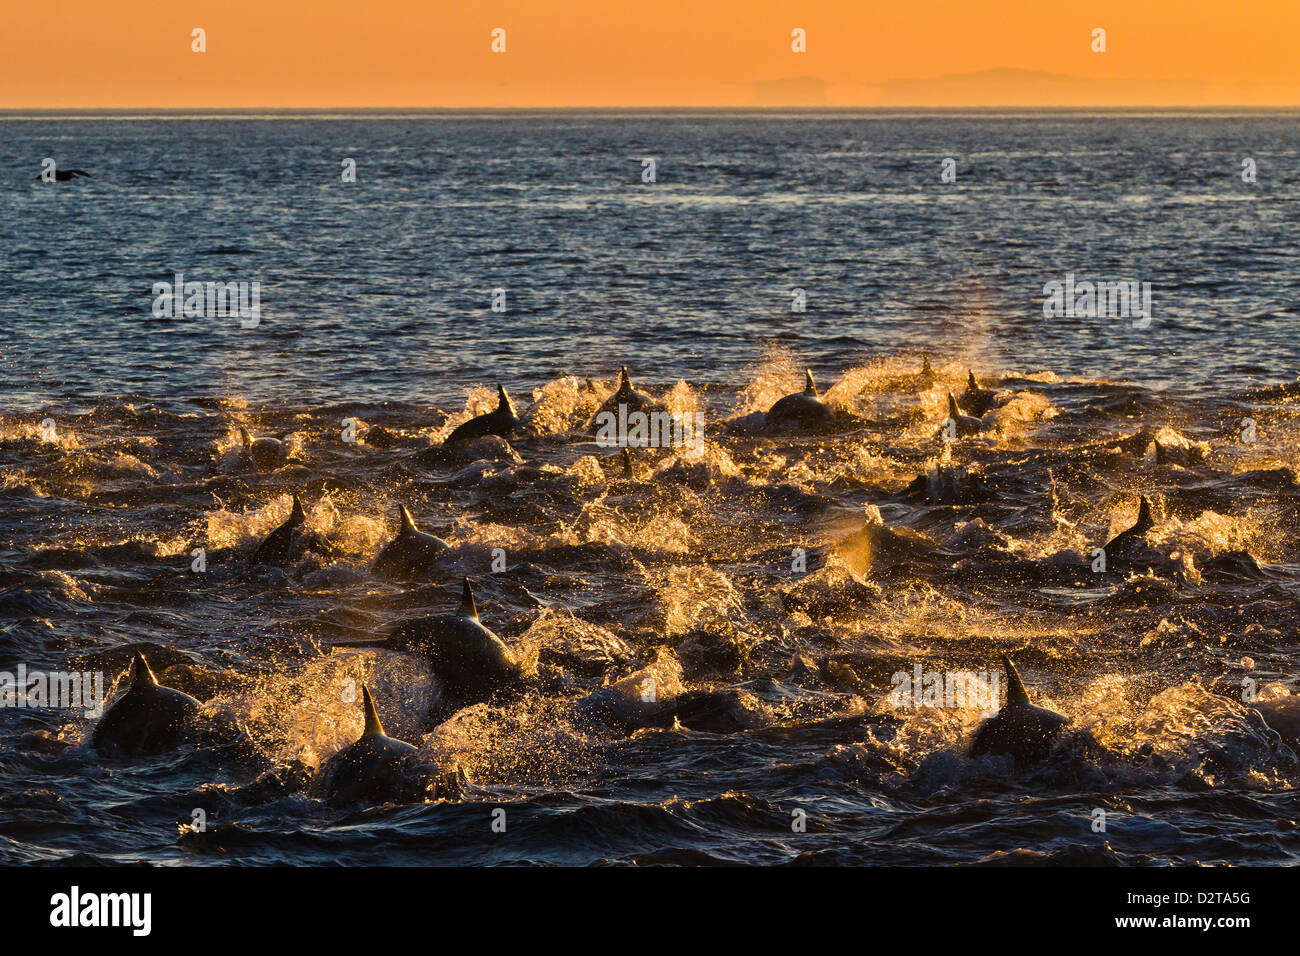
[2,114,1299,866]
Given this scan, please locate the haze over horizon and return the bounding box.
[4,0,1299,109]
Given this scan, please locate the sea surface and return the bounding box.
[1,112,1299,865]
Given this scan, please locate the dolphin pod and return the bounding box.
[85,358,1199,802]
[444,384,519,445]
[89,658,424,803]
[766,369,832,431]
[372,505,449,579]
[91,652,202,757]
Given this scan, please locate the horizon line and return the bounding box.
[4,105,1300,114]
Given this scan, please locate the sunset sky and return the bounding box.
[4,0,1298,108]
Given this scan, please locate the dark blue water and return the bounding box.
[3,113,1299,409]
[2,114,1299,866]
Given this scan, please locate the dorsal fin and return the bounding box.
[1001,654,1031,706]
[1136,495,1153,530]
[459,577,479,619]
[130,651,158,689]
[948,393,961,418]
[497,384,516,417]
[1153,440,1165,465]
[618,366,632,393]
[398,504,418,533]
[622,447,633,477]
[361,685,385,737]
[804,369,817,395]
[238,426,253,448]
[968,370,978,390]
[922,355,933,376]
[289,494,306,523]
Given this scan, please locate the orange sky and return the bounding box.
[3,0,1298,108]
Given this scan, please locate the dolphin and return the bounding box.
[1145,437,1201,468]
[593,366,655,421]
[37,169,92,181]
[345,578,521,700]
[1255,694,1300,749]
[319,685,419,805]
[942,393,983,438]
[766,369,832,431]
[899,355,937,392]
[91,652,202,757]
[969,654,1070,766]
[574,684,754,735]
[835,512,936,575]
[1101,495,1155,560]
[962,370,996,416]
[372,505,448,579]
[444,385,520,445]
[904,461,988,505]
[250,494,306,566]
[1109,427,1159,458]
[238,426,287,470]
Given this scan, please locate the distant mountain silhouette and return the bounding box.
[747,77,830,106]
[867,68,1200,106]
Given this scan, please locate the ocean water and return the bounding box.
[1,113,1299,865]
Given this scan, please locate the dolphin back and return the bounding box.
[91,663,202,757]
